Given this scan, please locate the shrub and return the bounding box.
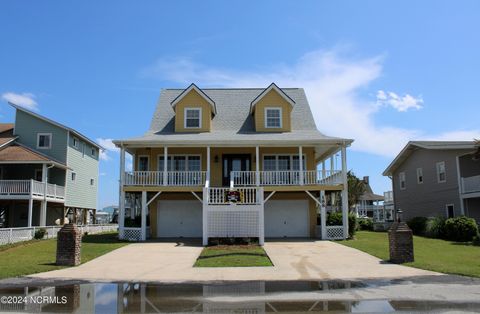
[357,218,374,231]
[473,233,480,246]
[34,228,47,240]
[425,217,446,239]
[444,216,479,242]
[407,217,428,235]
[326,211,357,238]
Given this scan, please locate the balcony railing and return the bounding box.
[461,175,480,194]
[206,187,261,205]
[124,171,207,186]
[231,170,343,186]
[0,180,65,201]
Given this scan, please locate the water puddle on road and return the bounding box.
[0,280,479,313]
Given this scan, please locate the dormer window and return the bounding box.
[265,108,282,128]
[37,133,52,149]
[185,108,201,128]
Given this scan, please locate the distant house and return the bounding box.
[0,104,102,228]
[383,141,480,222]
[354,176,384,219]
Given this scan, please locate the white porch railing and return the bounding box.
[124,171,207,186]
[0,180,65,201]
[231,170,343,186]
[461,175,480,194]
[206,187,262,205]
[0,224,118,246]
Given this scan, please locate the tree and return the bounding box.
[347,171,366,209]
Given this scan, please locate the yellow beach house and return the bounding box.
[113,83,353,245]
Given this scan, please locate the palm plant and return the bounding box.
[347,171,366,209]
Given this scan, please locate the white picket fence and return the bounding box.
[0,224,118,246]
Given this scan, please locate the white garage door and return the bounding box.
[265,200,309,237]
[157,200,202,238]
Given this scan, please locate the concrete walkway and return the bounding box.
[29,240,439,283]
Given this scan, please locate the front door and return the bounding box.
[222,154,251,186]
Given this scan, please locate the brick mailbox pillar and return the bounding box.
[56,223,82,266]
[388,221,414,263]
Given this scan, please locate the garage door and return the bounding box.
[157,201,202,237]
[265,200,309,237]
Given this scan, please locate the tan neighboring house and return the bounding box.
[114,83,353,244]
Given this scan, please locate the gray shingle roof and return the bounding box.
[116,87,352,146]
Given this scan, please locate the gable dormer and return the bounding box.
[250,83,295,132]
[171,83,216,132]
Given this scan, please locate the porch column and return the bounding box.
[163,146,168,186]
[40,163,48,226]
[259,187,265,245]
[202,188,208,246]
[330,155,335,172]
[28,198,33,227]
[206,146,211,187]
[119,146,126,238]
[320,190,327,239]
[255,146,260,186]
[341,145,349,239]
[322,161,326,179]
[299,146,304,185]
[141,191,147,241]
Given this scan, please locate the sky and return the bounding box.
[1,1,479,209]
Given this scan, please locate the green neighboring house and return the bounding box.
[0,104,102,228]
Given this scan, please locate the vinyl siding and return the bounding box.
[392,148,466,220]
[65,134,99,209]
[253,89,293,132]
[14,110,68,163]
[174,89,212,132]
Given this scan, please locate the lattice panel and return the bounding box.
[207,211,259,238]
[326,226,344,240]
[122,228,142,241]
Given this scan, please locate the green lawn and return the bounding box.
[194,245,273,267]
[0,232,128,279]
[339,231,480,278]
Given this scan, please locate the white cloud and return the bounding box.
[142,49,479,157]
[97,138,119,161]
[1,92,38,111]
[376,90,423,112]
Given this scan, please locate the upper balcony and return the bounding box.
[461,175,480,196]
[123,169,343,190]
[0,179,65,202]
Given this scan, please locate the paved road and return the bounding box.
[27,240,438,282]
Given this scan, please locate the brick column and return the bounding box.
[56,223,82,266]
[388,221,414,263]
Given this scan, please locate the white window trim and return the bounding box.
[262,154,306,171]
[184,107,202,129]
[157,154,202,171]
[445,204,455,218]
[90,178,95,186]
[37,133,52,149]
[399,172,406,190]
[264,107,283,129]
[138,155,150,171]
[71,172,77,181]
[91,147,96,157]
[72,136,79,149]
[436,161,446,183]
[416,168,423,184]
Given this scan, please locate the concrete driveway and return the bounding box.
[29,239,439,283]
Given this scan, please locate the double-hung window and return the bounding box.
[416,168,423,184]
[262,154,306,184]
[138,156,149,171]
[184,108,201,128]
[158,155,202,184]
[399,172,406,190]
[436,161,446,183]
[37,133,52,149]
[265,108,282,128]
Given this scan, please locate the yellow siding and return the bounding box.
[253,89,293,132]
[174,89,212,132]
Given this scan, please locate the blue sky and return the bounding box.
[1,1,479,208]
